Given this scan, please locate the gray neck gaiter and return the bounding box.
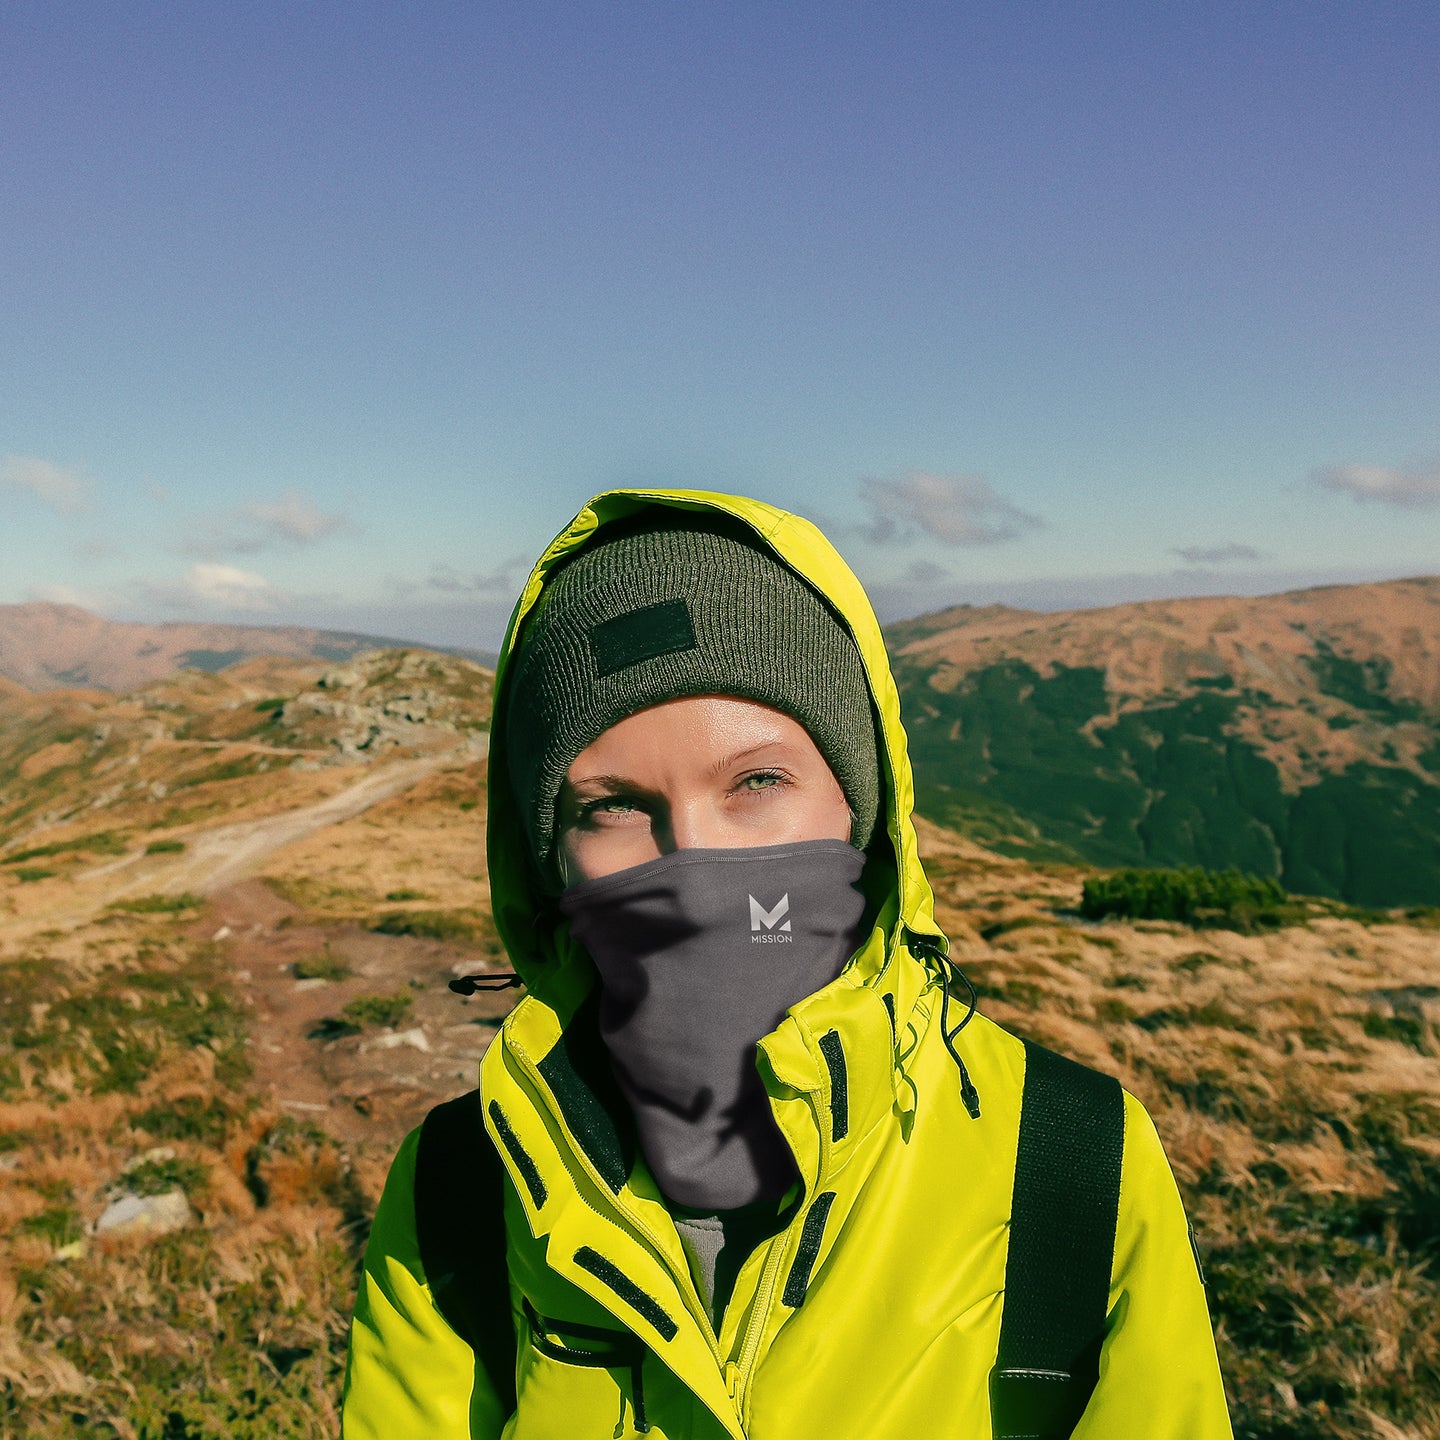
[558,839,869,1210]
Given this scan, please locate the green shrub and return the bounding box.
[5,959,248,1095]
[145,838,186,854]
[370,909,485,942]
[14,867,54,883]
[1093,997,1136,1023]
[309,990,414,1041]
[124,1155,209,1198]
[342,992,413,1029]
[1362,1010,1431,1052]
[1081,867,1291,930]
[384,888,426,901]
[4,830,128,864]
[19,1204,83,1247]
[134,1096,235,1146]
[293,953,352,981]
[111,892,202,914]
[171,756,265,790]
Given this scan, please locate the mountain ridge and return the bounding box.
[2,577,1436,905]
[884,575,1440,905]
[0,602,496,693]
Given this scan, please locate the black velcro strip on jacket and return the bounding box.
[991,1041,1125,1439]
[818,1030,848,1142]
[589,599,698,678]
[573,1247,679,1342]
[781,1191,837,1308]
[414,1089,518,1410]
[536,1011,633,1192]
[488,1099,546,1209]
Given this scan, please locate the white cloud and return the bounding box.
[900,558,954,584]
[181,488,353,556]
[141,563,284,613]
[858,472,1042,546]
[425,556,531,598]
[1,455,90,514]
[1171,543,1265,565]
[1313,463,1440,508]
[239,489,350,544]
[27,582,105,610]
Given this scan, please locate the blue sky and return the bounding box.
[3,1,1437,648]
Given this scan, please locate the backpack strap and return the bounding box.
[990,1041,1126,1440]
[414,1088,518,1410]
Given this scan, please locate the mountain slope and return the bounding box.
[0,602,495,692]
[885,576,1440,906]
[0,649,493,902]
[4,577,1436,906]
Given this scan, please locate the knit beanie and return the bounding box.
[504,514,880,875]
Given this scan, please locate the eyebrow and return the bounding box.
[706,739,794,777]
[565,740,796,792]
[563,772,639,793]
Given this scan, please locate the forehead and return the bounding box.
[565,696,823,782]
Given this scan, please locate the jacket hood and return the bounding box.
[486,489,947,1003]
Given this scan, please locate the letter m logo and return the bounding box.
[749,893,791,932]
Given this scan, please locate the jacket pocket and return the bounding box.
[521,1299,652,1435]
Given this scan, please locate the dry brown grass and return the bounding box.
[914,817,1440,1438]
[1,669,1436,1436]
[0,893,362,1437]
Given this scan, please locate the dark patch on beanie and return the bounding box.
[504,513,880,876]
[589,598,698,676]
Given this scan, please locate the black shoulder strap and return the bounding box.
[990,1041,1126,1440]
[414,1088,518,1410]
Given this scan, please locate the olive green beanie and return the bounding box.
[504,514,880,874]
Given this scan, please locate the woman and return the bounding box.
[341,489,1232,1438]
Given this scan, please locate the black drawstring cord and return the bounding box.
[630,1357,649,1433]
[448,972,524,996]
[523,1298,649,1434]
[909,935,982,1120]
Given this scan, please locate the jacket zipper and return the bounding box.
[509,1047,723,1355]
[729,1228,788,1417]
[730,1054,835,1420]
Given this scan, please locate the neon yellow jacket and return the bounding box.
[342,489,1233,1439]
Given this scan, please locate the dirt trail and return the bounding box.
[94,741,486,897]
[207,880,513,1149]
[165,738,331,757]
[172,759,447,895]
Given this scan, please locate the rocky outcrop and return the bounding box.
[281,650,493,759]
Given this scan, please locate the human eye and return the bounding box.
[579,794,641,820]
[735,768,791,796]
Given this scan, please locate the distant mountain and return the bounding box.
[0,647,494,856]
[0,602,496,692]
[6,580,1438,908]
[884,576,1440,907]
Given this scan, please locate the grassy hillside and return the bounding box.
[887,578,1440,907]
[895,656,1440,905]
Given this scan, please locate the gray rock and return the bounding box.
[95,1189,192,1237]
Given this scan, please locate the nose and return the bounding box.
[659,798,732,853]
